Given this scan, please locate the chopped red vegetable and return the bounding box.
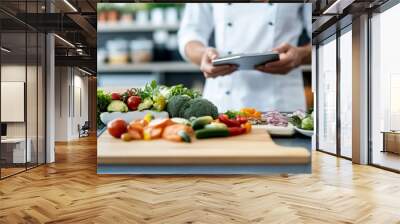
[228,127,246,136]
[218,114,241,127]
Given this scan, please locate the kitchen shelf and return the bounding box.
[98,62,199,73]
[98,23,180,33]
[98,62,312,73]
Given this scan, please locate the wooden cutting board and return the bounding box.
[97,127,311,165]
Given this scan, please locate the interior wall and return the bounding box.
[1,65,39,138]
[55,67,89,141]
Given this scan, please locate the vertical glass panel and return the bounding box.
[1,30,27,177]
[27,30,38,169]
[371,4,400,171]
[38,32,46,165]
[339,29,352,158]
[26,0,39,169]
[317,36,337,154]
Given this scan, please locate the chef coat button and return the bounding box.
[225,91,231,95]
[227,22,233,27]
[268,21,274,26]
[269,3,273,6]
[228,3,232,5]
[228,51,232,55]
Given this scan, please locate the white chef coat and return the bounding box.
[178,3,312,112]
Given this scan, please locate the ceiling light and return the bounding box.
[1,47,11,53]
[78,67,92,76]
[63,0,78,12]
[323,0,354,15]
[54,34,75,48]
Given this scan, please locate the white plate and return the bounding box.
[100,110,169,124]
[294,127,314,137]
[255,123,295,136]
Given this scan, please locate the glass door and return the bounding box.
[317,35,337,155]
[370,3,400,171]
[339,27,352,159]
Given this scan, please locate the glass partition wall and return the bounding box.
[0,2,46,179]
[370,3,400,172]
[317,35,337,155]
[339,27,352,159]
[316,25,353,159]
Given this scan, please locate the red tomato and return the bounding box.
[228,127,246,136]
[127,96,141,111]
[111,92,121,100]
[107,118,128,138]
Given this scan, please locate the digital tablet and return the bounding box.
[212,52,279,70]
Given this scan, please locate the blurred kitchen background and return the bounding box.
[97,3,313,109]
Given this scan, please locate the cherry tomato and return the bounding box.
[107,118,127,138]
[127,96,141,111]
[111,92,121,100]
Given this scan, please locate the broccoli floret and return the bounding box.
[166,95,191,117]
[182,98,218,119]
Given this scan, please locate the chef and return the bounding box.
[178,3,312,112]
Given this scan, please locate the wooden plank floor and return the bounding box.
[0,136,400,224]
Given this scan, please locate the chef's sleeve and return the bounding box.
[302,4,312,40]
[178,3,214,61]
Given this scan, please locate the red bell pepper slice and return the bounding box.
[228,127,246,136]
[218,114,241,127]
[236,115,248,124]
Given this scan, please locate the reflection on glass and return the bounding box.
[317,37,337,154]
[340,29,352,158]
[371,4,400,171]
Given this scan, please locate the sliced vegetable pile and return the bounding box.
[224,107,262,124]
[98,81,220,126]
[263,111,289,127]
[107,113,252,143]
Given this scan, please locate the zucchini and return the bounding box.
[195,127,229,139]
[178,130,191,143]
[191,116,213,130]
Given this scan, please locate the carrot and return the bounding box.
[144,127,162,140]
[128,129,142,140]
[149,118,174,129]
[163,124,193,142]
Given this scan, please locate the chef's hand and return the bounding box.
[256,43,308,75]
[200,48,237,78]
